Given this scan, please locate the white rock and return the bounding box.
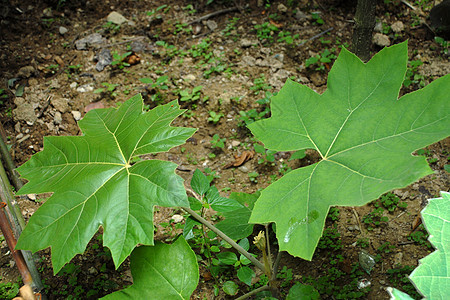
[373,33,390,47]
[71,111,82,121]
[172,214,184,223]
[54,111,63,124]
[206,20,218,31]
[240,39,254,48]
[70,82,77,89]
[374,22,383,32]
[231,140,240,147]
[107,11,128,25]
[59,26,68,35]
[183,74,196,82]
[277,3,288,13]
[391,21,404,33]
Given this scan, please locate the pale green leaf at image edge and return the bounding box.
[248,41,450,260]
[14,95,197,273]
[387,192,449,299]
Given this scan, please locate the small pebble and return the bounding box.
[71,111,82,121]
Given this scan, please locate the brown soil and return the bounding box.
[0,0,448,299]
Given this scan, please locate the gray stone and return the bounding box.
[54,111,63,125]
[17,134,30,144]
[75,33,105,50]
[374,22,383,32]
[13,97,37,124]
[238,165,249,173]
[17,66,35,78]
[241,55,256,66]
[107,11,128,25]
[76,84,94,93]
[51,96,70,113]
[391,21,404,33]
[240,39,254,48]
[59,26,68,35]
[373,33,390,47]
[206,20,218,31]
[393,252,403,266]
[94,48,112,72]
[183,74,196,82]
[277,3,288,13]
[231,140,240,147]
[295,10,307,21]
[71,111,82,121]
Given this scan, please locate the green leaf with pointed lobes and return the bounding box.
[15,94,197,273]
[248,41,450,260]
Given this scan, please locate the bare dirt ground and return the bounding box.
[0,0,448,299]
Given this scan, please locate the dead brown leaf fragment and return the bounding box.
[224,150,255,168]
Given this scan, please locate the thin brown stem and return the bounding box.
[0,122,23,191]
[0,202,32,286]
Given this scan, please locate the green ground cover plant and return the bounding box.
[13,42,449,298]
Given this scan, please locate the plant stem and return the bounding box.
[0,202,32,286]
[0,123,23,191]
[235,285,270,300]
[0,162,44,293]
[182,206,265,272]
[271,251,283,282]
[0,160,25,235]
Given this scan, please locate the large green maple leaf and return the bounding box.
[15,95,196,273]
[248,42,449,260]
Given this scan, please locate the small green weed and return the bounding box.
[179,86,203,105]
[250,75,271,95]
[139,75,169,104]
[248,171,259,183]
[305,48,337,71]
[434,36,449,55]
[403,60,426,88]
[254,22,279,44]
[102,21,121,34]
[362,207,388,230]
[277,31,299,45]
[94,82,119,97]
[253,143,276,165]
[0,280,20,300]
[211,134,226,149]
[208,111,224,124]
[387,265,421,299]
[222,17,240,41]
[311,12,324,25]
[408,224,432,248]
[111,51,132,69]
[379,192,407,212]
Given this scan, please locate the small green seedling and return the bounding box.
[253,143,276,165]
[305,48,337,71]
[94,82,119,97]
[250,75,271,95]
[311,12,324,25]
[403,60,426,88]
[207,111,224,124]
[211,134,225,149]
[111,51,132,69]
[248,171,259,183]
[254,22,279,44]
[179,86,203,103]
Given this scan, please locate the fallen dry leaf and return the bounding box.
[84,101,105,113]
[269,19,283,28]
[224,150,255,168]
[124,52,140,65]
